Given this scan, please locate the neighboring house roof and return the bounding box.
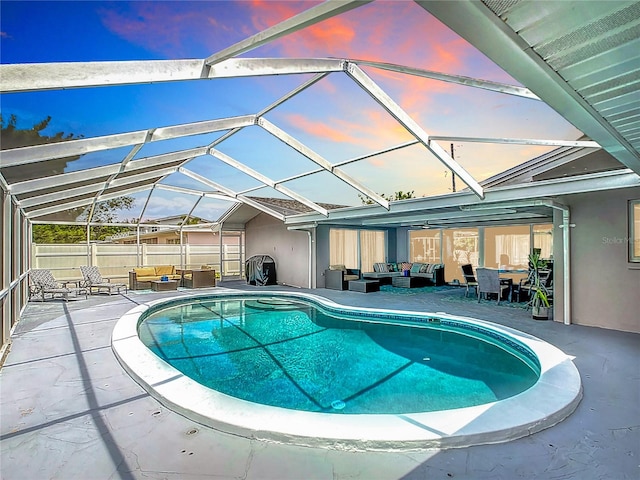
[246,197,348,216]
[148,214,213,225]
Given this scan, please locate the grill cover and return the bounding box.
[245,255,277,286]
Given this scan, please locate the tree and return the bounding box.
[359,190,416,205]
[3,114,135,243]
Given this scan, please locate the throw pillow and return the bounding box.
[374,262,389,273]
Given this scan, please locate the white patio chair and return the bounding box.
[29,269,85,302]
[80,266,127,295]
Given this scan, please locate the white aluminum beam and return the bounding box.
[8,147,208,195]
[428,136,601,148]
[17,162,175,208]
[345,62,485,199]
[355,60,540,100]
[0,58,347,93]
[25,184,155,219]
[154,183,234,202]
[204,1,371,66]
[360,208,519,226]
[1,117,254,167]
[208,148,329,216]
[257,73,331,117]
[179,167,287,221]
[258,118,390,209]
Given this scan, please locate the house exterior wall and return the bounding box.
[186,231,218,245]
[245,213,310,288]
[561,186,640,333]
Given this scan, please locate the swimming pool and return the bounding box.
[112,290,582,450]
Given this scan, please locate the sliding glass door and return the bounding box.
[330,228,385,272]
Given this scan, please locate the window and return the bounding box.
[409,229,441,263]
[485,225,530,269]
[533,224,553,260]
[442,228,479,283]
[630,200,640,262]
[329,228,385,271]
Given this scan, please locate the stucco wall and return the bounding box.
[562,187,640,333]
[245,213,310,288]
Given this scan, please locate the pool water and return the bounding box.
[138,297,539,415]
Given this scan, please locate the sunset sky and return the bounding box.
[1,1,583,221]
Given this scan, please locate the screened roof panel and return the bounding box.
[213,126,327,179]
[265,72,417,165]
[1,1,638,228]
[191,196,240,223]
[281,170,365,207]
[182,155,266,193]
[139,189,200,223]
[157,171,220,192]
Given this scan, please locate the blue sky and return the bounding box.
[1,1,583,221]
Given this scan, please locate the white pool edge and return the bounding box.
[111,290,583,451]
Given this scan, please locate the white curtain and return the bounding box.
[330,229,358,268]
[360,230,385,272]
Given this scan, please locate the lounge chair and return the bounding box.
[324,264,361,290]
[476,267,510,305]
[29,269,86,302]
[80,266,127,295]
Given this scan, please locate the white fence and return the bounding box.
[31,243,244,283]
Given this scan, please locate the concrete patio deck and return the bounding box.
[1,282,638,479]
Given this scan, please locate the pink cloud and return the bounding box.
[284,105,414,155]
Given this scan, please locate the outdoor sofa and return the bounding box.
[362,262,445,286]
[128,265,182,290]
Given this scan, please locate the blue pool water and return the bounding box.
[138,296,540,415]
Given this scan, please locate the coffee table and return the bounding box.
[391,276,421,288]
[348,279,380,293]
[151,280,178,292]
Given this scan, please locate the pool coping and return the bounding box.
[111,289,583,451]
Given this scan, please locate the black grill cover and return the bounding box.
[245,255,277,286]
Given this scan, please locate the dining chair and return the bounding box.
[460,264,478,297]
[475,267,510,305]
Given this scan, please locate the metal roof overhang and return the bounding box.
[284,169,640,229]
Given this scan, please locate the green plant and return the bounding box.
[528,251,550,308]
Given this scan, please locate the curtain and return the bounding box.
[330,229,358,268]
[360,230,385,273]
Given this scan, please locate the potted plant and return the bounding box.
[528,250,551,320]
